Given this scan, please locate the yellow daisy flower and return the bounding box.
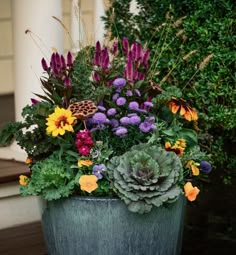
[46,107,76,137]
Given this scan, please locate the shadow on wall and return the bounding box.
[0,94,15,129]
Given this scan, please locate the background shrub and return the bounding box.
[103,0,236,183]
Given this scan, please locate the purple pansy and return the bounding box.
[200,161,212,174]
[92,164,106,180]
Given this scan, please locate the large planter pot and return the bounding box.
[41,195,186,255]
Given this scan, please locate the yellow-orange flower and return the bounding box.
[186,160,200,176]
[79,175,98,193]
[46,107,76,137]
[165,139,186,156]
[19,175,29,186]
[184,182,200,202]
[25,157,32,165]
[78,159,93,168]
[169,97,198,121]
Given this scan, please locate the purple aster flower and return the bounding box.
[116,97,126,106]
[97,106,106,112]
[129,101,139,110]
[200,161,212,174]
[110,118,119,128]
[113,78,126,88]
[107,108,117,116]
[144,101,153,108]
[92,112,109,124]
[92,164,106,180]
[120,117,130,125]
[126,90,133,96]
[139,117,156,133]
[134,89,141,97]
[115,126,128,137]
[129,115,141,125]
[112,93,120,102]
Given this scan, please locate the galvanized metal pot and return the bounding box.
[41,195,186,255]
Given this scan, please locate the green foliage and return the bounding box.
[107,144,183,214]
[104,0,236,181]
[0,121,23,146]
[20,155,76,200]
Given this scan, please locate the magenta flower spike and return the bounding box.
[93,71,100,82]
[41,58,48,71]
[64,76,71,87]
[50,53,56,70]
[67,51,73,67]
[142,49,150,68]
[111,41,118,56]
[135,43,143,61]
[125,52,134,82]
[101,48,109,69]
[55,52,61,68]
[61,55,66,69]
[96,41,101,54]
[122,37,129,56]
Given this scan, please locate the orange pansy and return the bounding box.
[79,175,98,193]
[78,159,93,168]
[184,182,200,202]
[19,175,29,186]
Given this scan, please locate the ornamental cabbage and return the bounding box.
[107,143,183,214]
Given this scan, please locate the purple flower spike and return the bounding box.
[93,72,100,82]
[115,127,128,137]
[64,76,71,87]
[120,117,130,125]
[116,97,126,106]
[41,58,48,71]
[96,41,101,54]
[107,108,117,116]
[111,41,118,56]
[135,42,143,61]
[122,37,129,56]
[67,51,73,67]
[113,78,126,88]
[92,164,106,180]
[55,52,61,68]
[50,53,56,70]
[129,101,139,110]
[125,52,134,82]
[61,55,66,69]
[200,161,212,174]
[31,98,40,105]
[142,49,150,68]
[101,48,109,69]
[92,112,108,124]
